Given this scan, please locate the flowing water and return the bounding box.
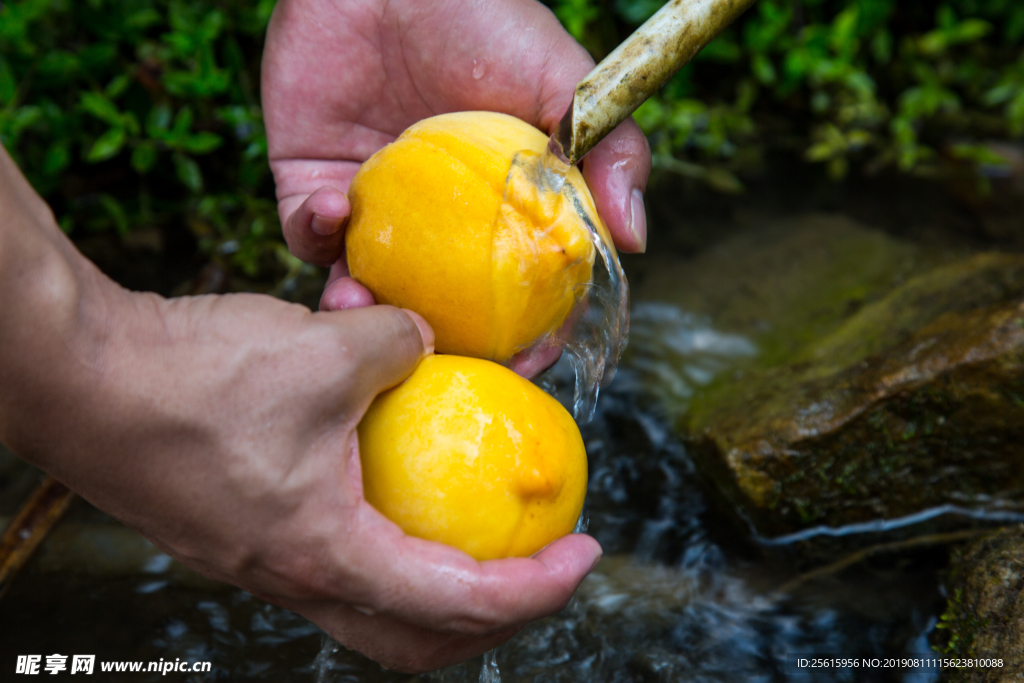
[501,144,630,422]
[478,650,501,683]
[0,308,954,681]
[1,170,1007,681]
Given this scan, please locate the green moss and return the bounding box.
[934,588,988,657]
[678,253,1024,535]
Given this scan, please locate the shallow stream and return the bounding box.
[0,320,950,683]
[1,166,1015,682]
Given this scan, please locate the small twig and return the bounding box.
[773,528,991,596]
[0,475,76,600]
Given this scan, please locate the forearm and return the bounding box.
[0,146,130,470]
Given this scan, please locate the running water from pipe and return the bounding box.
[500,0,758,421]
[500,144,629,422]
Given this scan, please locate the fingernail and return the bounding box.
[311,213,342,236]
[629,188,647,253]
[402,309,435,356]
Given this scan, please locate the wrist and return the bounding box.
[0,157,135,471]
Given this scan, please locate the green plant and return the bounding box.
[0,0,316,294]
[549,0,1024,188]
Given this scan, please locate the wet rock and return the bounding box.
[628,215,1024,536]
[935,525,1024,681]
[627,214,951,377]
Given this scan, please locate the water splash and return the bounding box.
[620,302,757,413]
[561,207,629,422]
[478,649,501,683]
[500,143,629,423]
[536,145,629,422]
[573,511,590,534]
[536,144,569,194]
[314,637,340,683]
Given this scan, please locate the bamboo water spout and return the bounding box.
[549,0,758,166]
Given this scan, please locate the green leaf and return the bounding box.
[81,92,123,127]
[173,153,203,191]
[752,53,777,85]
[704,167,745,193]
[831,7,859,54]
[1008,90,1024,135]
[168,0,194,33]
[255,0,277,29]
[98,194,130,236]
[199,10,225,42]
[126,8,161,29]
[919,18,991,55]
[131,143,158,174]
[632,98,667,135]
[949,143,1011,167]
[700,35,742,63]
[123,112,141,136]
[43,143,71,175]
[147,104,173,137]
[243,138,267,161]
[1008,7,1024,43]
[184,132,223,155]
[872,30,893,64]
[984,82,1016,106]
[0,57,16,106]
[87,127,127,162]
[172,106,194,138]
[162,31,194,56]
[6,106,42,138]
[105,74,132,99]
[78,43,117,71]
[953,19,992,44]
[553,0,599,41]
[37,50,80,80]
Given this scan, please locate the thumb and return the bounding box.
[327,306,435,402]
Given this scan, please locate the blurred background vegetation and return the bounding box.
[0,0,313,297]
[1,0,1022,296]
[555,0,1024,193]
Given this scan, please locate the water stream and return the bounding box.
[500,145,630,423]
[0,305,956,680]
[0,174,1005,680]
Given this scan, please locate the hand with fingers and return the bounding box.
[1,108,602,677]
[262,0,652,347]
[243,0,652,669]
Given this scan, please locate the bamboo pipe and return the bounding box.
[550,0,758,166]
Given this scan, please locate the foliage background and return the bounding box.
[0,0,310,297]
[552,0,1024,192]
[2,0,1022,294]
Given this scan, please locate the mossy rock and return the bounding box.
[935,526,1024,681]
[628,213,943,370]
[629,214,1024,536]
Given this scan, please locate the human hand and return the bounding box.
[0,145,603,672]
[261,0,651,317]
